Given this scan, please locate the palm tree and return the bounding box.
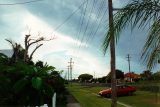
[5,39,24,62]
[103,0,160,70]
[107,0,117,107]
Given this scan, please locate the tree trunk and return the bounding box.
[108,0,117,107]
[24,35,29,62]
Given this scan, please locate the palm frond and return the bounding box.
[142,18,160,69]
[5,39,16,50]
[102,0,160,69]
[102,0,160,54]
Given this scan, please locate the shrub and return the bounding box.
[0,53,67,106]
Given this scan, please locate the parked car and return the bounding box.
[99,85,136,97]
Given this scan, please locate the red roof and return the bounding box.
[124,72,141,79]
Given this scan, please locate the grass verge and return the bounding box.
[67,83,124,107]
[67,83,160,107]
[118,91,160,107]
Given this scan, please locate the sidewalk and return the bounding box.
[66,93,81,107]
[67,103,81,107]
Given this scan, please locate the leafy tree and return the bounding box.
[0,53,66,106]
[140,70,152,80]
[103,0,160,70]
[49,70,67,105]
[97,76,107,83]
[0,56,54,106]
[152,71,160,80]
[78,74,93,82]
[107,69,124,83]
[35,60,44,68]
[0,35,66,106]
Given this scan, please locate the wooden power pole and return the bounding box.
[68,58,74,85]
[126,54,131,82]
[108,0,117,107]
[67,65,70,81]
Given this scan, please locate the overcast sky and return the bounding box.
[0,0,157,78]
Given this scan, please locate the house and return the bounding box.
[124,72,141,82]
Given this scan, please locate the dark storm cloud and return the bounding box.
[23,0,107,43]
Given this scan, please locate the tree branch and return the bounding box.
[29,44,43,61]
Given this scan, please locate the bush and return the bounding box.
[0,53,67,106]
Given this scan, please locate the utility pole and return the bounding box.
[93,71,95,79]
[68,58,74,85]
[67,65,70,81]
[93,71,95,83]
[126,54,131,82]
[108,0,117,107]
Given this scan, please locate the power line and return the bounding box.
[72,0,86,54]
[53,0,88,31]
[73,0,89,55]
[82,0,106,47]
[75,0,89,48]
[76,0,101,53]
[85,0,106,43]
[78,0,96,49]
[88,9,107,44]
[0,0,44,5]
[74,0,107,56]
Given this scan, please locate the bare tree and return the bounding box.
[23,34,54,62]
[6,33,54,63]
[28,43,43,61]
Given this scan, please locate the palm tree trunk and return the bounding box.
[108,0,117,107]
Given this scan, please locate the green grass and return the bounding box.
[67,83,160,107]
[67,84,124,107]
[118,91,160,107]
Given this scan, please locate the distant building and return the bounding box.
[124,72,141,82]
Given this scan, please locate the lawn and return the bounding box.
[67,83,125,107]
[118,91,160,107]
[67,83,160,107]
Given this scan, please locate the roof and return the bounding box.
[124,72,141,79]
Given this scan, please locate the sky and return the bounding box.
[0,0,157,79]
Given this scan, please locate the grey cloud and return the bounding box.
[23,0,107,42]
[0,0,151,74]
